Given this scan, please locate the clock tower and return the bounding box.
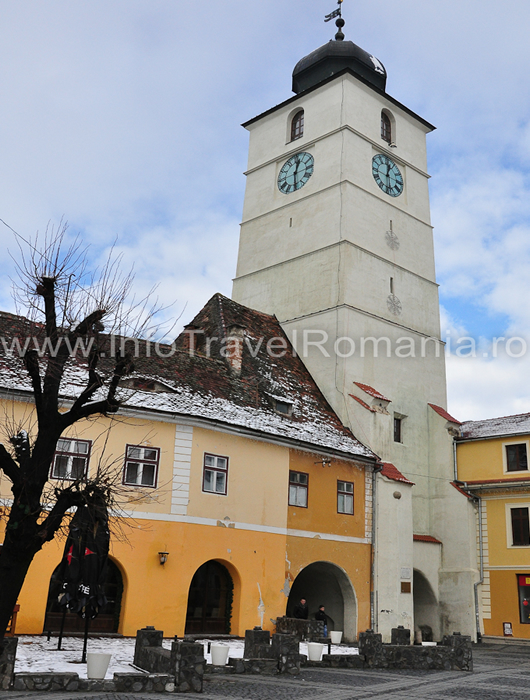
[232,12,477,642]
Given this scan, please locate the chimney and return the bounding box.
[225,325,245,376]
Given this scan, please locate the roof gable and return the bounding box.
[0,296,377,462]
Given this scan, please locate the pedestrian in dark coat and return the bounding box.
[315,604,328,636]
[293,597,309,619]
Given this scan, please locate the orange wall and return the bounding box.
[484,569,530,639]
[287,450,366,538]
[11,517,289,638]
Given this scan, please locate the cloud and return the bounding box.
[1,1,530,421]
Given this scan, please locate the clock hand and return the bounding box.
[294,156,301,185]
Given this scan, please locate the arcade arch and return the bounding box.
[287,561,357,641]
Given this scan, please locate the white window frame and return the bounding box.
[505,502,530,548]
[203,453,229,495]
[123,444,160,488]
[337,480,354,515]
[51,438,91,481]
[502,440,530,474]
[289,471,308,508]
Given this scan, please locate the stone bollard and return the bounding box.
[441,632,473,671]
[171,640,205,693]
[133,627,164,669]
[272,633,300,675]
[244,629,273,659]
[0,637,18,690]
[391,626,411,646]
[358,630,383,668]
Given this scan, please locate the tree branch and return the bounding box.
[23,349,43,410]
[36,486,85,544]
[69,327,104,414]
[0,444,20,485]
[62,349,134,428]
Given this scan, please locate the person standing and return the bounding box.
[293,597,309,619]
[315,604,328,636]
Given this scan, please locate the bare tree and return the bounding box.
[0,224,163,642]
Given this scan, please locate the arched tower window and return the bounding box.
[381,111,392,143]
[291,110,304,141]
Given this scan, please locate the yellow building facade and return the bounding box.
[0,295,376,641]
[457,414,530,640]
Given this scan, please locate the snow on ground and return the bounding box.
[14,636,358,678]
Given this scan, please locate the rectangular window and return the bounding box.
[337,481,354,514]
[394,417,402,443]
[506,444,528,472]
[51,438,91,481]
[289,471,308,507]
[203,453,229,495]
[123,445,160,488]
[511,507,530,546]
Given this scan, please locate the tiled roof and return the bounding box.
[354,382,390,402]
[350,395,376,413]
[413,534,442,545]
[451,481,473,499]
[428,403,461,425]
[380,462,414,485]
[0,295,377,462]
[463,477,530,487]
[459,412,530,440]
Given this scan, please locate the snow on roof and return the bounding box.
[428,403,461,425]
[463,477,530,487]
[379,462,414,485]
[354,382,390,402]
[0,295,377,462]
[460,412,530,440]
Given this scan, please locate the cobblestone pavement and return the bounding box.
[2,643,530,700]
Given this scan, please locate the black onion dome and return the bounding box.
[292,39,387,94]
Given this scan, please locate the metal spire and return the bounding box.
[324,0,346,41]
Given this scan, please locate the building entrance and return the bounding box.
[185,560,233,634]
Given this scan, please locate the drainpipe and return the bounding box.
[473,496,484,643]
[371,463,383,630]
[453,437,458,482]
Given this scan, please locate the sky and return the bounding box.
[0,0,529,422]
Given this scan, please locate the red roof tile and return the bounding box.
[350,395,376,412]
[354,382,390,402]
[0,295,378,462]
[380,462,415,485]
[428,403,461,425]
[460,412,530,440]
[451,481,473,499]
[413,534,442,545]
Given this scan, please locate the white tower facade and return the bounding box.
[232,26,477,641]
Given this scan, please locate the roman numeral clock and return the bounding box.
[372,154,404,197]
[277,152,314,194]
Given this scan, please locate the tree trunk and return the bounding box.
[0,541,36,644]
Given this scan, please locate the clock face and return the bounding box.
[278,152,314,194]
[372,154,403,197]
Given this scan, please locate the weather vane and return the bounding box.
[324,0,346,41]
[324,0,343,23]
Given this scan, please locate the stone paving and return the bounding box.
[1,643,530,699]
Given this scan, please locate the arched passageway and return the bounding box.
[413,569,440,641]
[287,561,357,641]
[43,558,123,633]
[185,560,233,634]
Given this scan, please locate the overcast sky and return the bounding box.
[0,0,529,422]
